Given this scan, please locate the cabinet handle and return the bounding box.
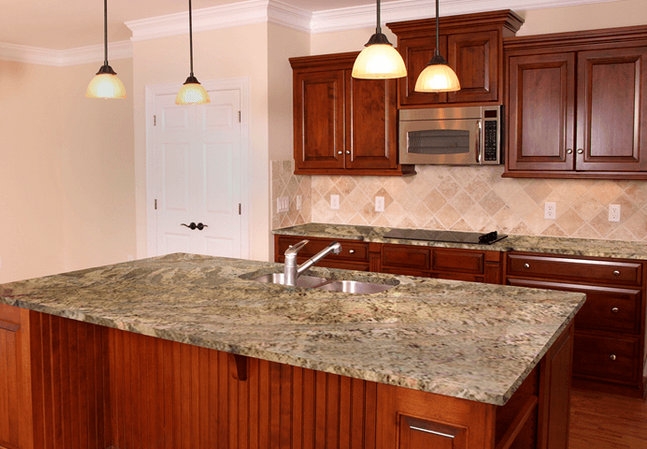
[609,354,617,361]
[523,263,531,269]
[577,148,584,154]
[611,307,620,314]
[348,249,355,254]
[613,270,621,277]
[566,149,573,154]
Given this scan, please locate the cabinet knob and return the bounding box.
[611,307,620,314]
[566,149,573,154]
[345,150,351,155]
[577,148,584,154]
[348,249,355,254]
[523,263,531,269]
[337,151,343,155]
[609,354,617,361]
[613,270,621,277]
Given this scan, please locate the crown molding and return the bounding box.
[0,40,131,67]
[0,0,619,66]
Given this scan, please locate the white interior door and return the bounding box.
[147,81,248,258]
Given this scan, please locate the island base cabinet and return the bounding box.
[0,305,573,449]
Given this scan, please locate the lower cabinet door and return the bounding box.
[573,332,641,385]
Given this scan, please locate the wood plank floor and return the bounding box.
[569,388,647,449]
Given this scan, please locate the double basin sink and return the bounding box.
[250,272,398,294]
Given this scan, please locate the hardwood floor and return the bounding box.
[569,388,647,449]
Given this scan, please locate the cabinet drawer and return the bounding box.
[507,278,641,334]
[276,236,368,262]
[573,333,640,384]
[507,253,642,285]
[433,248,484,275]
[381,244,431,273]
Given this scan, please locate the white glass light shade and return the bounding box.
[85,72,126,99]
[352,43,407,79]
[175,78,210,105]
[414,62,461,92]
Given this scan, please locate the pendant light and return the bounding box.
[352,0,407,79]
[86,0,126,99]
[414,0,460,92]
[176,0,210,105]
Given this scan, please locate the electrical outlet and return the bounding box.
[609,204,621,222]
[544,202,556,220]
[296,195,302,211]
[375,196,385,212]
[276,196,289,213]
[330,194,340,210]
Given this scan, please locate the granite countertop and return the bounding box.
[0,253,584,406]
[274,223,647,260]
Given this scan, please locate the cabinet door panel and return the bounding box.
[347,76,398,170]
[577,47,647,171]
[506,52,576,171]
[447,30,499,103]
[293,70,345,170]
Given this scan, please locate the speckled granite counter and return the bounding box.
[0,253,584,406]
[274,222,647,260]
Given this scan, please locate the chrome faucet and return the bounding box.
[283,239,342,286]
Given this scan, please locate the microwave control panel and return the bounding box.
[483,120,499,162]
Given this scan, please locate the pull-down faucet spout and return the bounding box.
[283,239,342,286]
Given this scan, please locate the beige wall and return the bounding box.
[0,58,135,283]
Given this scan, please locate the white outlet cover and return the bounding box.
[375,196,385,212]
[544,202,556,220]
[330,194,340,210]
[609,204,621,222]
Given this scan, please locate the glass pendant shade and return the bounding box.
[87,0,125,99]
[352,35,407,79]
[352,0,407,79]
[86,65,126,99]
[414,54,461,92]
[176,76,210,105]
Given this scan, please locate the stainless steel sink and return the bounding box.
[250,272,398,294]
[253,273,329,288]
[316,280,396,294]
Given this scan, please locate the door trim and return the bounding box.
[144,77,250,259]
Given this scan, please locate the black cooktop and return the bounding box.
[382,229,508,245]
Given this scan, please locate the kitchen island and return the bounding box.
[0,253,584,449]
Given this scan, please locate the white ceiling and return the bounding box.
[0,0,619,50]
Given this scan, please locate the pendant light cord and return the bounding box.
[103,0,109,66]
[434,0,440,58]
[189,0,195,77]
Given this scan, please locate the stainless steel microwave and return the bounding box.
[399,105,502,165]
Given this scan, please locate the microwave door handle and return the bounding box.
[475,120,482,164]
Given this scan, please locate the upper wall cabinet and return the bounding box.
[388,10,523,108]
[290,52,415,176]
[504,26,647,179]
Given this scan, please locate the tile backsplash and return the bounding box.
[271,160,647,242]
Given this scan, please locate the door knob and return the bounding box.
[181,222,208,231]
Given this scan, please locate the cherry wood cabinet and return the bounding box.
[387,10,523,107]
[504,26,647,179]
[290,52,415,176]
[506,252,647,397]
[274,235,503,284]
[0,304,574,449]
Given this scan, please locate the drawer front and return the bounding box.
[573,333,640,384]
[507,253,642,286]
[381,244,431,272]
[432,248,484,275]
[276,236,368,262]
[507,278,641,334]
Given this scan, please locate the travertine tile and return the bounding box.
[270,161,647,242]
